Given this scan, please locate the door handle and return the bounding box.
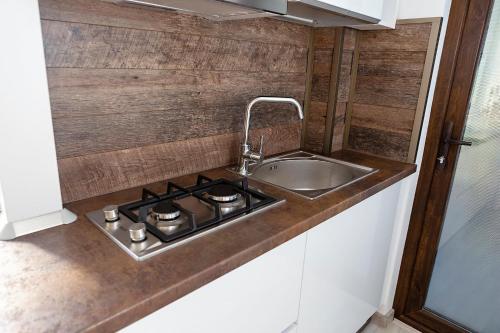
[446,138,472,146]
[436,121,472,169]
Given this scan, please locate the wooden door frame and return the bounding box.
[393,0,495,332]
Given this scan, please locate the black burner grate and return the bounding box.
[118,175,276,243]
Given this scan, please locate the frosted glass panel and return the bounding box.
[424,1,500,332]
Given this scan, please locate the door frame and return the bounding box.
[393,0,495,332]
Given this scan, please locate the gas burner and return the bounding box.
[218,195,246,214]
[153,215,189,234]
[152,201,180,220]
[149,201,188,234]
[202,191,246,215]
[206,184,239,202]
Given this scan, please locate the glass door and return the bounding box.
[424,1,500,332]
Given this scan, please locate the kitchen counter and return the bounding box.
[0,150,415,333]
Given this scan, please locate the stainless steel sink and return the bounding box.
[235,151,378,200]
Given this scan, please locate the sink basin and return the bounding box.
[238,151,377,199]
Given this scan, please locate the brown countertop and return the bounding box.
[0,150,415,333]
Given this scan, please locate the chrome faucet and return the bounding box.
[237,97,304,176]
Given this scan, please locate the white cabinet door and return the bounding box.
[318,0,384,20]
[298,183,401,333]
[282,322,298,333]
[351,0,400,29]
[121,234,306,333]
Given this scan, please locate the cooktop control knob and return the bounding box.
[129,223,147,242]
[103,205,119,222]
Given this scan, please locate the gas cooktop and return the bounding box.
[86,175,284,261]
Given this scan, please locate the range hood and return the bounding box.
[111,0,287,21]
[110,0,379,26]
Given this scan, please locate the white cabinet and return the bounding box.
[317,0,385,20]
[122,181,404,333]
[286,0,386,27]
[352,0,449,30]
[121,234,307,333]
[350,0,400,29]
[297,183,401,333]
[0,0,73,240]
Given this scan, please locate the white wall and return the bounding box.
[353,0,447,31]
[377,0,453,315]
[0,0,68,238]
[0,181,7,228]
[398,0,448,19]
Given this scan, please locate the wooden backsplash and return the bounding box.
[302,20,440,163]
[302,27,356,154]
[39,0,310,202]
[302,27,337,152]
[345,20,440,162]
[332,28,357,152]
[40,0,440,202]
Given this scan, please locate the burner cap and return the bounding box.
[152,201,180,220]
[207,184,239,202]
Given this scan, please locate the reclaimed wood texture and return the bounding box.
[58,123,301,202]
[41,21,307,73]
[39,0,309,47]
[303,28,336,152]
[347,23,433,162]
[39,0,310,202]
[331,28,357,152]
[48,69,305,157]
[302,27,357,153]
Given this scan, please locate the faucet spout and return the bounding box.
[242,97,304,147]
[238,97,304,176]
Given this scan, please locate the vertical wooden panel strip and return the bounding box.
[301,28,316,147]
[405,18,443,162]
[302,28,336,152]
[323,28,344,153]
[343,32,361,148]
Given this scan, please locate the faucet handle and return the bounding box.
[257,135,264,161]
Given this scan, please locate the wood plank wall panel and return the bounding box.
[303,28,336,152]
[58,123,301,203]
[39,0,309,47]
[302,27,357,154]
[331,28,357,152]
[47,69,305,119]
[41,21,307,73]
[48,68,305,158]
[39,0,310,202]
[347,23,433,161]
